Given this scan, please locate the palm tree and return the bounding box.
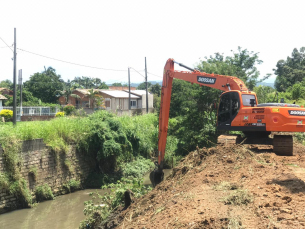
[87,89,104,111]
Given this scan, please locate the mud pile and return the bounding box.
[107,143,305,228]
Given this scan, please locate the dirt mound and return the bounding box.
[106,143,305,228]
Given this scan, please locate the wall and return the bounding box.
[0,139,93,213]
[141,94,154,109]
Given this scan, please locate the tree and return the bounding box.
[198,47,270,90]
[0,80,13,89]
[87,89,104,111]
[56,81,81,105]
[274,47,305,92]
[137,82,152,90]
[150,83,161,96]
[99,82,109,89]
[112,83,123,87]
[24,67,64,103]
[253,85,275,103]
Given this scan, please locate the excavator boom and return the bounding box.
[151,58,250,186]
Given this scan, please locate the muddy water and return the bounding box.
[0,189,107,229]
[0,169,172,229]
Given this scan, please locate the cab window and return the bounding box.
[242,94,256,106]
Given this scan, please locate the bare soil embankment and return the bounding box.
[106,143,305,228]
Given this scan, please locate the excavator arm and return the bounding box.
[150,58,248,186]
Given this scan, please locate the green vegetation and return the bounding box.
[80,177,151,229]
[274,47,305,92]
[63,104,75,115]
[222,189,253,206]
[62,179,81,193]
[120,156,154,178]
[35,184,54,202]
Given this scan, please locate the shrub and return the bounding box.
[35,184,54,202]
[0,109,13,122]
[63,179,81,193]
[55,111,65,117]
[63,104,75,116]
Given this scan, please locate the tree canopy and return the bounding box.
[137,82,152,90]
[0,80,13,89]
[274,47,305,92]
[72,76,108,89]
[24,67,64,103]
[197,47,270,90]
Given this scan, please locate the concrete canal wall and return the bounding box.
[0,139,93,213]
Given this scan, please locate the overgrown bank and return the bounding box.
[0,111,179,212]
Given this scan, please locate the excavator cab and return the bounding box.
[217,91,240,129]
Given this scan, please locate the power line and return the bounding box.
[17,47,128,72]
[130,67,145,78]
[0,37,13,52]
[147,72,163,78]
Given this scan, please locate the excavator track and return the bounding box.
[273,135,293,156]
[217,134,293,156]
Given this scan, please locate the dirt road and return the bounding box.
[107,143,305,228]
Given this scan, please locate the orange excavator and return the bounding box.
[150,58,305,186]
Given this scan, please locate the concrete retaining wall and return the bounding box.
[0,139,93,213]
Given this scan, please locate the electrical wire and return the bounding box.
[129,67,145,78]
[147,72,163,78]
[0,37,13,52]
[17,48,128,72]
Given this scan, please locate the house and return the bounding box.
[0,94,7,107]
[100,90,154,115]
[108,86,136,90]
[58,88,154,115]
[58,89,103,108]
[123,90,154,110]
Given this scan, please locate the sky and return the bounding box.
[0,0,304,85]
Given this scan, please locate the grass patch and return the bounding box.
[35,184,54,202]
[63,179,81,193]
[214,181,239,191]
[64,159,74,172]
[120,156,154,178]
[222,189,253,206]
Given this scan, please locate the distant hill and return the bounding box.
[256,82,274,88]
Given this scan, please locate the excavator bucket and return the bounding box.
[149,168,164,187]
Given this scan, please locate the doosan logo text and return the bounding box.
[289,110,305,116]
[197,76,216,84]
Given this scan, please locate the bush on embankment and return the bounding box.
[0,111,179,208]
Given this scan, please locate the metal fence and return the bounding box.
[0,106,59,121]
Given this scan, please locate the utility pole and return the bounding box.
[128,67,131,110]
[13,28,17,125]
[145,57,148,113]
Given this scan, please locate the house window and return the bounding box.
[105,100,110,108]
[130,100,137,108]
[82,101,89,108]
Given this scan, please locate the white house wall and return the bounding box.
[141,94,154,109]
